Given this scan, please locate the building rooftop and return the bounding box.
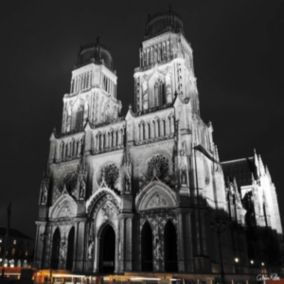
[76,39,113,71]
[0,227,33,240]
[221,157,257,187]
[144,7,184,39]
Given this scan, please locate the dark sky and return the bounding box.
[0,0,283,238]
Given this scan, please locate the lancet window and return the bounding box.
[153,79,165,107]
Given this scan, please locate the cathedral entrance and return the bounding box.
[141,222,153,271]
[99,224,115,273]
[164,221,178,272]
[51,228,60,269]
[66,227,74,270]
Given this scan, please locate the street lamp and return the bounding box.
[211,214,228,284]
[234,257,239,264]
[250,260,254,265]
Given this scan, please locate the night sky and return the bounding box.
[0,0,283,238]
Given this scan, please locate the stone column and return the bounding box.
[118,218,125,272]
[34,222,47,268]
[93,234,99,273]
[73,219,87,272]
[153,220,164,272]
[43,224,53,269]
[176,211,185,272]
[114,224,120,274]
[120,215,134,271]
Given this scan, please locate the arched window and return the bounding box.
[171,115,175,133]
[115,130,119,146]
[102,133,106,149]
[70,79,74,93]
[152,121,156,138]
[97,133,101,151]
[80,138,83,155]
[168,116,172,134]
[75,105,84,131]
[147,123,151,139]
[65,143,68,158]
[142,122,146,140]
[120,128,124,146]
[76,140,80,155]
[154,79,165,107]
[95,135,99,151]
[157,119,161,137]
[154,82,159,107]
[107,132,110,148]
[163,120,166,136]
[111,131,114,148]
[69,142,72,157]
[61,142,65,160]
[157,44,161,62]
[72,140,76,156]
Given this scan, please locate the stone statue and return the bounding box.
[87,240,94,260]
[60,240,66,261]
[124,175,130,193]
[181,170,187,185]
[40,182,48,205]
[79,176,86,199]
[179,144,188,185]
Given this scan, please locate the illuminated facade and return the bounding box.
[34,9,282,274]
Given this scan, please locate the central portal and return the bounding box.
[99,224,115,273]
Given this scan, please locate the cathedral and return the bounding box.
[34,9,283,276]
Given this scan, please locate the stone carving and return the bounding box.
[59,239,67,265]
[63,172,78,194]
[52,198,76,219]
[101,201,117,220]
[87,240,94,260]
[147,193,168,209]
[179,142,189,185]
[100,164,119,190]
[40,181,48,205]
[154,235,163,262]
[151,216,165,271]
[79,175,86,200]
[142,81,148,110]
[58,206,69,218]
[147,154,169,181]
[124,174,130,193]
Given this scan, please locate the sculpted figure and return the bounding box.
[40,183,48,205]
[79,176,86,199]
[87,240,94,260]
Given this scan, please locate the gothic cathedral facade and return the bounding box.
[34,10,283,274]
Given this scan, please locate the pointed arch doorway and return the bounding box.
[66,227,75,270]
[98,224,115,273]
[164,221,178,272]
[141,221,153,271]
[51,228,60,269]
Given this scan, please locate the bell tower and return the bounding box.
[134,9,199,115]
[61,40,122,134]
